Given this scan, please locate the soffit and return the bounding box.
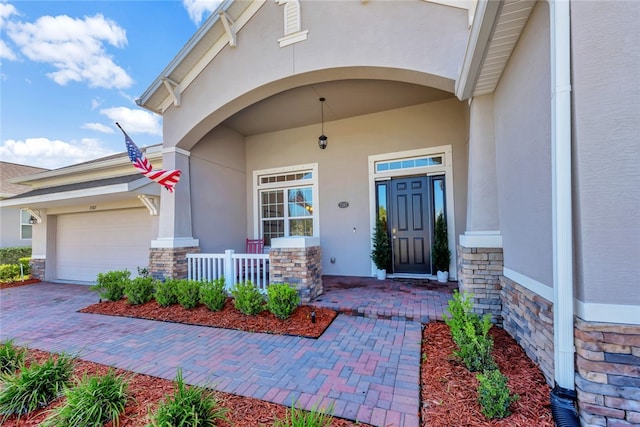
[222,79,454,136]
[473,0,535,96]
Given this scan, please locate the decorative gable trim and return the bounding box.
[276,0,308,47]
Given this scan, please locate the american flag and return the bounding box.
[117,123,181,193]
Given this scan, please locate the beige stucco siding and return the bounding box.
[162,0,469,150]
[571,1,640,305]
[493,1,552,287]
[190,126,248,253]
[245,98,468,276]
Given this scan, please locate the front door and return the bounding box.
[389,176,432,274]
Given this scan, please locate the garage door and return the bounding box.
[56,208,152,283]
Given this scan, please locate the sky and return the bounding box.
[0,0,223,170]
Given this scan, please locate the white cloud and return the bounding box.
[0,2,18,60]
[100,106,162,136]
[182,0,222,25]
[0,137,116,169]
[6,13,133,89]
[82,122,114,134]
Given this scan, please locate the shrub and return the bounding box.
[155,279,178,307]
[0,247,31,265]
[90,270,130,302]
[175,279,201,309]
[42,370,129,427]
[444,291,496,372]
[0,354,74,421]
[200,278,227,312]
[124,276,155,305]
[476,369,519,419]
[266,283,300,320]
[274,401,334,427]
[0,340,26,374]
[148,368,227,427]
[0,264,20,281]
[231,281,264,316]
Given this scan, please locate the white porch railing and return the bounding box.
[187,249,270,292]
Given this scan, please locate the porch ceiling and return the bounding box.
[221,79,454,136]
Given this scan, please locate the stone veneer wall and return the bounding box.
[500,275,554,386]
[457,245,504,323]
[269,246,322,303]
[149,247,200,281]
[29,258,45,280]
[575,319,640,427]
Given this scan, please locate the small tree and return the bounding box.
[432,212,451,272]
[371,217,391,271]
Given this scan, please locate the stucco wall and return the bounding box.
[163,0,469,149]
[0,207,29,248]
[190,126,248,253]
[493,1,553,288]
[245,98,468,277]
[571,1,640,307]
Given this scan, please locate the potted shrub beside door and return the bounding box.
[371,217,392,280]
[432,212,451,283]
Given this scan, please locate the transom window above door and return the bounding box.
[254,164,319,246]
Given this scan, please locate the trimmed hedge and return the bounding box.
[0,247,31,265]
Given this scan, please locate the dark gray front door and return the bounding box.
[390,176,433,274]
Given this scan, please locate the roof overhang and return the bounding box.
[0,176,161,210]
[456,0,536,100]
[136,0,266,114]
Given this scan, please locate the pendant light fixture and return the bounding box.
[318,97,328,149]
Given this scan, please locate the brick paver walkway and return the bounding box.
[0,279,454,426]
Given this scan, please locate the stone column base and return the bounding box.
[29,258,45,280]
[149,247,200,281]
[575,318,640,426]
[457,244,504,323]
[269,246,322,303]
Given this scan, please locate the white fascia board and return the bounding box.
[136,0,236,110]
[455,0,502,101]
[0,177,151,208]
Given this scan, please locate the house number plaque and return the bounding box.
[338,202,349,208]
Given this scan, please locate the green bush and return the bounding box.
[0,340,26,374]
[175,279,201,309]
[200,278,227,312]
[476,369,519,419]
[155,279,178,307]
[274,401,334,427]
[444,291,496,372]
[231,281,264,316]
[148,368,227,427]
[0,264,20,281]
[0,354,74,421]
[42,370,129,427]
[0,247,31,265]
[124,276,155,305]
[90,270,131,302]
[266,283,300,320]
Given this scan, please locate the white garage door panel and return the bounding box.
[56,209,151,283]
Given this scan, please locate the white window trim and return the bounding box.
[368,145,456,278]
[19,208,32,240]
[253,163,319,240]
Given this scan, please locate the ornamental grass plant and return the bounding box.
[41,369,129,427]
[0,340,26,374]
[0,354,74,421]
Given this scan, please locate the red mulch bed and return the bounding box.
[79,298,337,339]
[2,349,362,427]
[421,322,553,427]
[0,279,40,290]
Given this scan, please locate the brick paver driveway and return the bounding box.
[0,282,427,426]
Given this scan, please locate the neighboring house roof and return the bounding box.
[0,162,49,199]
[4,175,144,200]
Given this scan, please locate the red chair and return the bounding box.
[246,238,264,254]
